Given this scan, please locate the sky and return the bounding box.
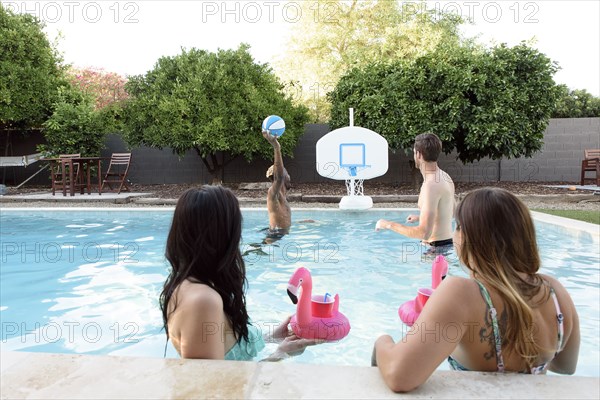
[3,0,599,96]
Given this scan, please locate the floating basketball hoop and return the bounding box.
[341,175,372,210]
[316,108,388,210]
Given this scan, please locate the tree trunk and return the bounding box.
[210,153,223,185]
[194,147,237,185]
[497,158,501,182]
[211,166,223,185]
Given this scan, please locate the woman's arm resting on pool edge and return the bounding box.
[374,277,468,392]
[260,315,321,362]
[260,335,320,362]
[264,315,293,342]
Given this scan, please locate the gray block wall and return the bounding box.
[432,118,600,183]
[101,135,212,184]
[3,118,599,186]
[513,118,600,182]
[117,118,598,185]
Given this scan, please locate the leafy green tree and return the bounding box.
[329,42,559,164]
[552,85,600,118]
[0,5,65,130]
[122,45,309,183]
[38,85,106,157]
[65,67,129,136]
[275,0,465,121]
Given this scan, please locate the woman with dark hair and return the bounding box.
[373,187,580,392]
[160,186,316,361]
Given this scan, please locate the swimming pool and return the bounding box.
[1,209,598,376]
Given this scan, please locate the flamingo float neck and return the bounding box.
[287,268,313,326]
[431,255,448,289]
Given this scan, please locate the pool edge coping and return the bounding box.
[530,210,599,243]
[1,351,598,399]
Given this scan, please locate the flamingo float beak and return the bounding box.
[287,289,298,304]
[287,284,299,304]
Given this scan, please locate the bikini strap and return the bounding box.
[475,280,505,372]
[549,287,564,354]
[530,285,565,374]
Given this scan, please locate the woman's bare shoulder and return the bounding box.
[537,274,576,310]
[177,281,223,310]
[421,275,482,323]
[430,276,480,306]
[538,274,573,300]
[437,275,476,292]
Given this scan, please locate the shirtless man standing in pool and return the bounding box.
[376,133,455,254]
[263,129,291,242]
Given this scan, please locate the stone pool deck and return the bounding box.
[1,351,598,399]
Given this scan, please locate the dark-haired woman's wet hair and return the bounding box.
[159,185,249,344]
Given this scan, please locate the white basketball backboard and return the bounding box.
[340,143,366,170]
[316,126,388,180]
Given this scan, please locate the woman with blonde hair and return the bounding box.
[373,187,580,392]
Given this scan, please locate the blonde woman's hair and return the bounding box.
[455,187,549,370]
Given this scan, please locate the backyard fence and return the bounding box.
[3,118,599,186]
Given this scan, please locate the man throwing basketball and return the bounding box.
[263,129,291,242]
[375,133,455,255]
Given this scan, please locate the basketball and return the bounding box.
[262,115,286,137]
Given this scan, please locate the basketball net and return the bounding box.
[345,178,365,196]
[344,166,369,196]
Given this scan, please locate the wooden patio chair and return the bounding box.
[51,154,83,195]
[101,153,132,194]
[580,149,600,186]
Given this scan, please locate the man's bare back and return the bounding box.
[416,168,454,242]
[267,185,291,230]
[375,133,455,246]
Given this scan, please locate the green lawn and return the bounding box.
[533,209,600,225]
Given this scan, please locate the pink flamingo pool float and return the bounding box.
[287,267,351,340]
[398,255,448,326]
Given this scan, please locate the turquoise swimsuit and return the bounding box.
[224,324,266,361]
[448,280,564,374]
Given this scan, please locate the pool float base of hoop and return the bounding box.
[339,195,373,210]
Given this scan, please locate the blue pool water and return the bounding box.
[0,209,598,376]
